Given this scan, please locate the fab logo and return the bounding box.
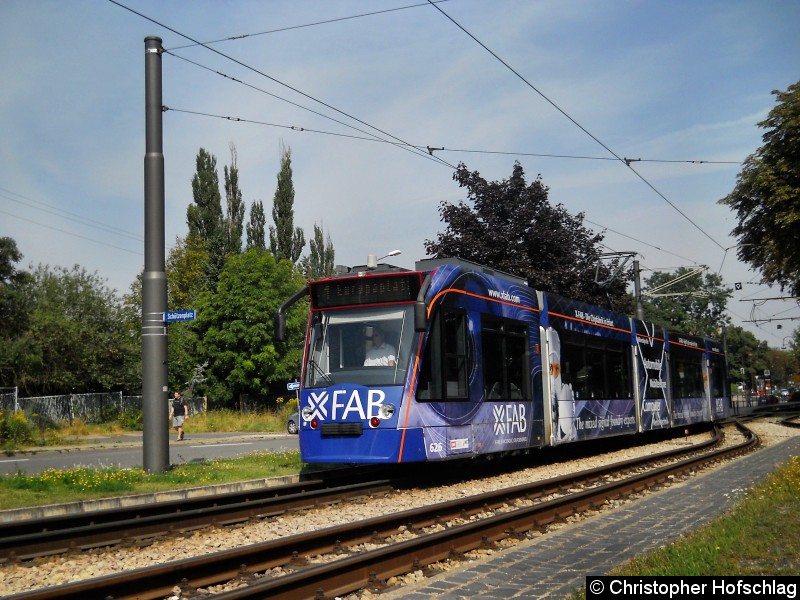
[493,403,527,435]
[305,387,386,422]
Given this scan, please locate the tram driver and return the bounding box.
[363,326,397,367]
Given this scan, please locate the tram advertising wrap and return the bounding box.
[275,257,730,464]
[634,321,671,431]
[542,293,637,445]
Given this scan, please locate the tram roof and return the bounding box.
[415,257,527,286]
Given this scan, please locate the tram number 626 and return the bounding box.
[429,441,444,453]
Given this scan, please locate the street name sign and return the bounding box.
[165,309,196,323]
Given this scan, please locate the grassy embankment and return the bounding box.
[0,409,303,510]
[569,454,800,597]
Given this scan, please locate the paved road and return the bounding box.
[0,432,299,476]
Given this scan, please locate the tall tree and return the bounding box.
[425,162,629,307]
[196,249,307,406]
[187,148,225,288]
[0,237,32,339]
[269,143,305,263]
[187,148,223,243]
[300,222,335,281]
[165,235,209,392]
[642,267,732,337]
[719,81,800,295]
[246,200,266,251]
[0,237,33,388]
[223,142,245,256]
[724,325,769,390]
[7,265,138,395]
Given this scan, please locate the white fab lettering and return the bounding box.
[343,390,367,420]
[368,389,385,417]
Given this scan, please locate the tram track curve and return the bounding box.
[5,422,758,600]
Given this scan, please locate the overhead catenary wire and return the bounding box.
[113,0,794,336]
[425,0,726,252]
[165,1,451,51]
[165,107,738,174]
[0,209,140,257]
[0,188,143,242]
[165,54,455,170]
[107,0,457,171]
[113,0,735,253]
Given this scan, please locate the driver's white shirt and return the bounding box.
[364,342,396,366]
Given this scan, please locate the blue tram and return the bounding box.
[276,258,730,464]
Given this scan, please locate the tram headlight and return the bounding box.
[378,403,395,420]
[301,406,313,421]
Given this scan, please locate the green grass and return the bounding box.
[0,450,304,510]
[1,406,297,454]
[0,407,303,510]
[569,455,800,598]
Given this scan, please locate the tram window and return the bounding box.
[482,317,530,401]
[710,357,726,397]
[670,352,705,398]
[559,329,632,400]
[417,308,470,401]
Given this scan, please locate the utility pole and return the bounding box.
[142,36,169,472]
[633,260,644,320]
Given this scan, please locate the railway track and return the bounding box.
[5,422,758,600]
[0,472,394,562]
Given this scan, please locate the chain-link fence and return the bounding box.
[0,392,205,425]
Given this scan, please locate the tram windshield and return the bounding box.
[304,305,414,388]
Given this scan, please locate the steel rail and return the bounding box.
[5,425,750,600]
[210,423,758,600]
[0,479,393,562]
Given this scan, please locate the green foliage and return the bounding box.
[246,200,267,250]
[167,235,209,310]
[0,450,305,510]
[719,81,800,295]
[724,325,769,385]
[6,264,139,395]
[187,148,227,290]
[196,249,307,406]
[425,162,630,308]
[0,410,34,448]
[300,222,335,280]
[0,238,34,386]
[642,267,732,337]
[187,148,223,243]
[0,237,33,339]
[269,144,305,263]
[223,143,245,256]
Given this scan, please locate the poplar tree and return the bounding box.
[246,200,266,250]
[187,148,223,243]
[187,148,225,287]
[300,222,335,280]
[223,143,245,256]
[269,143,305,263]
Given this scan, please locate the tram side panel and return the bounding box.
[706,340,731,420]
[667,332,711,426]
[410,264,545,460]
[541,293,638,445]
[633,320,671,431]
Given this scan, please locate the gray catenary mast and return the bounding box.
[142,35,169,472]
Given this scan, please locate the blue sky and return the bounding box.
[1,0,798,346]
